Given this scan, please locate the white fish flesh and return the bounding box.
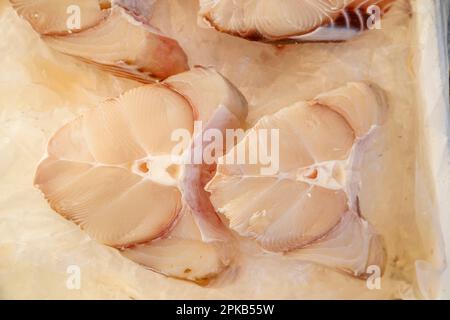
[34,67,248,281]
[205,81,388,276]
[199,0,395,42]
[11,0,189,82]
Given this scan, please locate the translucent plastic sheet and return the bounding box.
[0,0,448,299]
[412,0,449,299]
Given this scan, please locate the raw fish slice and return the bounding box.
[35,84,194,247]
[206,101,354,251]
[313,82,388,138]
[199,0,342,41]
[34,68,247,281]
[207,82,387,258]
[10,0,109,35]
[199,0,395,42]
[43,6,188,82]
[287,211,386,278]
[122,210,229,283]
[12,1,188,82]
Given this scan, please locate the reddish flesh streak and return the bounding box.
[181,106,243,242]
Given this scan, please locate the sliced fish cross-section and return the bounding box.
[199,0,395,42]
[206,82,388,277]
[11,0,189,82]
[35,85,193,247]
[34,67,248,282]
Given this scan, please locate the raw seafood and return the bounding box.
[199,0,395,42]
[34,67,248,282]
[206,82,387,277]
[11,0,188,82]
[0,0,443,299]
[122,210,229,284]
[165,67,248,242]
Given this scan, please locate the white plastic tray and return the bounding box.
[413,0,450,299]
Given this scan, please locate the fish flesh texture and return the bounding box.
[10,0,188,82]
[34,67,248,281]
[199,0,395,42]
[166,67,248,242]
[205,82,387,277]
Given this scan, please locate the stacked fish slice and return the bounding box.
[12,0,395,283]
